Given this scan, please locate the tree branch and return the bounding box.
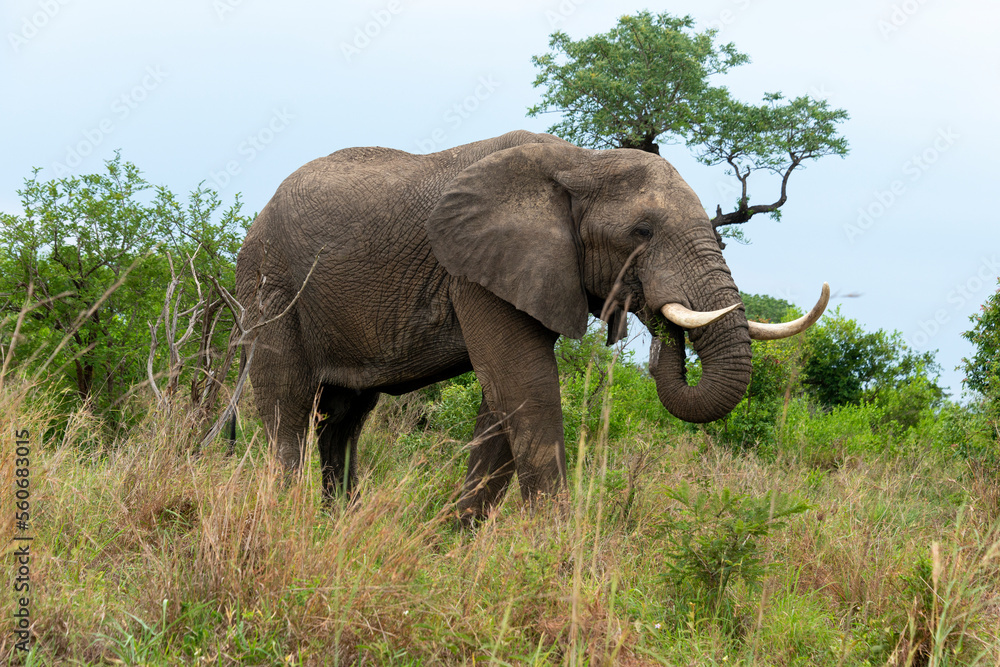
[711,156,802,229]
[199,246,325,447]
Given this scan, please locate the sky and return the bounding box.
[2,0,998,398]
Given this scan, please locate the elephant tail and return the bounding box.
[225,345,245,454]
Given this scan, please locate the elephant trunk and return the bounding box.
[648,292,752,424]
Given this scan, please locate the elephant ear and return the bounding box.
[426,143,589,338]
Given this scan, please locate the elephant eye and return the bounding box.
[632,225,653,240]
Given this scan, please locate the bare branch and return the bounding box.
[711,157,802,229]
[198,247,325,446]
[200,335,255,447]
[147,320,165,407]
[208,276,244,324]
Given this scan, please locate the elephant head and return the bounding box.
[428,141,827,424]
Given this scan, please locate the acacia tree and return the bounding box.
[528,11,849,236]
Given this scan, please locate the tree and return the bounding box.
[528,12,748,154]
[692,89,849,229]
[961,279,1000,407]
[801,309,943,414]
[0,154,251,417]
[528,11,849,235]
[741,292,796,324]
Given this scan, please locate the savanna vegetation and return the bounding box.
[2,11,998,665]
[1,156,998,666]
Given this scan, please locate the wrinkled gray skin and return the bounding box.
[235,130,751,522]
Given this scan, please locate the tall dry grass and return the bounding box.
[2,299,999,665]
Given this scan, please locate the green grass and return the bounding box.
[2,370,999,666]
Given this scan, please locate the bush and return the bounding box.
[562,359,678,448]
[555,323,615,379]
[0,156,250,432]
[961,277,1000,421]
[428,376,481,441]
[802,309,942,411]
[923,401,998,464]
[780,398,888,467]
[658,482,810,618]
[870,375,942,438]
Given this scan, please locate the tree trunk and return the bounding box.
[620,135,660,155]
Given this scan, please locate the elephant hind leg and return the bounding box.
[249,306,315,472]
[459,391,516,525]
[316,385,380,500]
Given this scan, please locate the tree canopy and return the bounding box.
[528,11,849,235]
[961,279,1000,406]
[741,292,796,324]
[0,154,251,416]
[801,308,943,410]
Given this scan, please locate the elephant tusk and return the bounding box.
[748,282,830,340]
[660,302,740,329]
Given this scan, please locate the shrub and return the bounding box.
[0,155,250,421]
[779,398,888,467]
[870,375,941,437]
[924,400,998,464]
[428,376,481,441]
[961,278,1000,424]
[802,309,942,411]
[658,482,810,618]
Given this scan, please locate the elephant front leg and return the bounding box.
[451,280,567,509]
[459,391,516,525]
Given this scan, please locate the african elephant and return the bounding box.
[234,130,827,522]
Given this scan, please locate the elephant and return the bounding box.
[234,130,827,523]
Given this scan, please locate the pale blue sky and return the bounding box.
[3,0,998,397]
